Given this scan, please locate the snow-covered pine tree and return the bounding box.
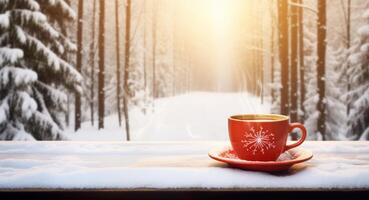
[304,26,346,140]
[127,0,151,114]
[269,0,280,114]
[156,6,173,98]
[0,0,82,140]
[323,50,346,140]
[334,45,354,140]
[270,62,281,114]
[302,23,319,140]
[346,8,369,140]
[129,43,149,112]
[155,43,171,98]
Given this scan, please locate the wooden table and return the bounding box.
[0,141,368,199]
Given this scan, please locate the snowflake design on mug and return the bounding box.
[241,127,276,155]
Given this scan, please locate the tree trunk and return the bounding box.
[187,54,191,93]
[259,37,264,104]
[115,0,122,127]
[172,46,176,96]
[270,1,275,103]
[123,0,131,141]
[66,95,70,127]
[142,0,147,114]
[89,0,96,126]
[143,0,147,90]
[172,12,176,96]
[152,1,157,100]
[317,0,327,140]
[98,0,105,129]
[271,30,275,102]
[298,0,305,122]
[75,0,83,131]
[290,0,298,123]
[60,1,71,128]
[346,0,351,116]
[250,34,257,95]
[278,0,289,115]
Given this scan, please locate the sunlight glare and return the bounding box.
[211,0,229,28]
[211,0,234,91]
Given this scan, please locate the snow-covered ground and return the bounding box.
[67,92,270,141]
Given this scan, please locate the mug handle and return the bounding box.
[284,123,307,151]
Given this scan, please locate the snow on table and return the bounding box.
[0,141,368,190]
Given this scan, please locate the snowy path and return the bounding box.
[0,141,368,190]
[68,92,270,141]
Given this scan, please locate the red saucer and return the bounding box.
[208,146,313,172]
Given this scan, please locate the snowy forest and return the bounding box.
[0,0,369,141]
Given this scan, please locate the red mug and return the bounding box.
[228,114,307,161]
